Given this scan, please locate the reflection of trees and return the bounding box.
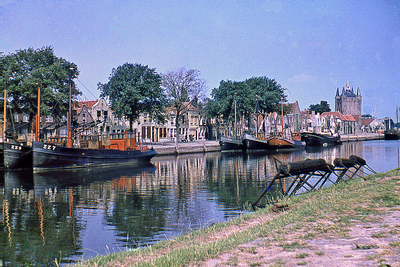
[109,185,169,247]
[1,189,82,266]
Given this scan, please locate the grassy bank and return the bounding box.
[72,168,400,267]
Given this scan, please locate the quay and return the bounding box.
[340,132,384,142]
[148,133,384,156]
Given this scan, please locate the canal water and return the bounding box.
[1,139,399,266]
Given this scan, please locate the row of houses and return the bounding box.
[1,98,386,145]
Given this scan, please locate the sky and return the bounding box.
[1,0,400,119]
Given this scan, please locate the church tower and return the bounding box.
[335,81,362,118]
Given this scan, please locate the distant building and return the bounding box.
[335,81,362,126]
[360,118,386,133]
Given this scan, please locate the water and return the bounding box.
[1,140,399,266]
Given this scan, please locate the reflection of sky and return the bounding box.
[360,140,400,173]
[68,208,121,262]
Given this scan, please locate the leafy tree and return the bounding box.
[98,63,167,131]
[207,77,286,123]
[1,46,80,123]
[309,100,331,114]
[161,67,206,144]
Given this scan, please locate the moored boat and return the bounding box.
[267,135,305,149]
[243,133,270,150]
[300,132,342,147]
[32,132,157,170]
[219,136,245,151]
[3,142,32,169]
[384,129,400,140]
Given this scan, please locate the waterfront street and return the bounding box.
[149,133,384,155]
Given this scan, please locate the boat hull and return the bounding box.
[268,137,305,149]
[384,130,400,140]
[243,134,270,150]
[300,132,342,147]
[219,136,245,151]
[3,142,33,169]
[32,141,157,170]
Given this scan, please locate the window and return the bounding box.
[97,110,101,118]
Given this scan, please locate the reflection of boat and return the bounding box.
[32,133,157,170]
[33,163,156,189]
[300,132,342,147]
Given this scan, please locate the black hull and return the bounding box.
[219,136,245,151]
[384,130,400,140]
[301,132,341,147]
[3,142,33,169]
[243,134,270,150]
[32,141,157,170]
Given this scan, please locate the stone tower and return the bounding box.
[335,81,362,118]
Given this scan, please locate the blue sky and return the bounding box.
[1,0,399,119]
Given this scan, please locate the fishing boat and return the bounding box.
[384,129,400,140]
[3,141,32,169]
[219,93,245,151]
[32,132,157,170]
[266,96,305,150]
[300,132,342,147]
[384,107,400,140]
[242,133,270,150]
[267,134,305,149]
[219,136,244,151]
[32,70,156,171]
[2,80,33,169]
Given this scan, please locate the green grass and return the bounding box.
[72,169,400,267]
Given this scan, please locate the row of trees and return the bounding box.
[1,46,332,140]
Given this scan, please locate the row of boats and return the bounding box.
[1,133,157,171]
[219,131,342,151]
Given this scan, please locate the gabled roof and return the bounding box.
[361,118,374,126]
[75,100,98,109]
[321,111,355,121]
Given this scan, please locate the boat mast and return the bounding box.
[255,95,259,138]
[36,79,41,141]
[281,96,283,137]
[3,77,6,142]
[67,67,73,148]
[234,93,237,140]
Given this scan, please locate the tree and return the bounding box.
[309,101,331,114]
[1,46,80,124]
[161,67,206,144]
[207,77,286,126]
[98,63,167,131]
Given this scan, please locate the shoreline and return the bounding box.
[149,133,385,155]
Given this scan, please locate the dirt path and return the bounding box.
[199,208,400,267]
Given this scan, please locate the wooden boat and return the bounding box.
[243,133,270,150]
[267,135,305,149]
[32,132,157,170]
[300,132,342,147]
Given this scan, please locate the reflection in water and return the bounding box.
[0,140,399,265]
